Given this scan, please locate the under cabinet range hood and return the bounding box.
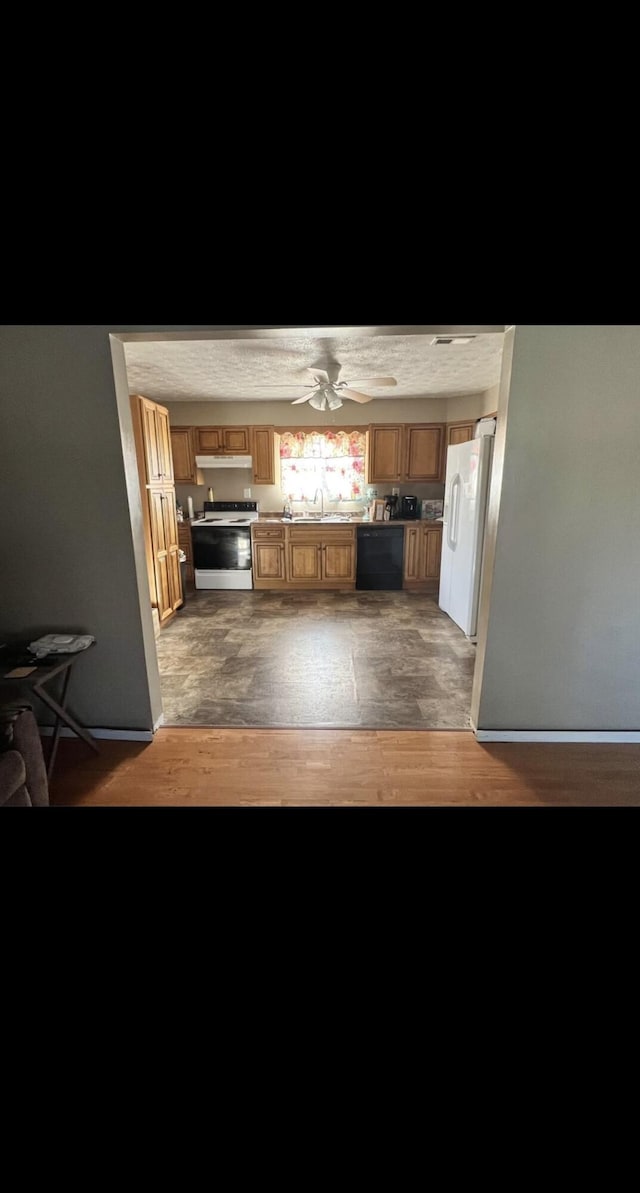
[195,455,253,470]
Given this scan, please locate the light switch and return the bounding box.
[243,488,252,499]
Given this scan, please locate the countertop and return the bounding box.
[255,517,443,528]
[180,516,443,529]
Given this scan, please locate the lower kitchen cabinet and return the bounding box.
[287,527,355,588]
[403,523,442,591]
[178,522,194,586]
[251,525,356,589]
[289,540,323,582]
[252,525,287,588]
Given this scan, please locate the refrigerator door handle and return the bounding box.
[448,474,461,549]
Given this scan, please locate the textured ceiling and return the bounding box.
[123,330,504,402]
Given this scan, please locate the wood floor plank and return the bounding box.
[48,730,640,806]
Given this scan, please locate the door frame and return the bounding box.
[110,325,512,734]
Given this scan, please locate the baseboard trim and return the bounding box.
[39,726,154,742]
[474,729,640,744]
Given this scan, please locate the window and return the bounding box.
[280,430,366,503]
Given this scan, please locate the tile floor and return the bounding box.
[157,591,475,729]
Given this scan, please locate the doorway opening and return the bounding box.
[111,326,512,734]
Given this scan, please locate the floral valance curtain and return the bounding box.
[280,430,366,503]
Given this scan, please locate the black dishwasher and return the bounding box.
[356,526,404,590]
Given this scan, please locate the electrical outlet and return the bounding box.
[243,488,252,499]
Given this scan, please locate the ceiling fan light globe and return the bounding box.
[309,395,327,411]
[327,396,343,410]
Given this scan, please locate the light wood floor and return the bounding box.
[49,729,640,806]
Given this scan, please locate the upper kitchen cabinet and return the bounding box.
[404,424,445,482]
[194,426,251,455]
[367,425,404,484]
[447,421,476,447]
[170,427,203,485]
[137,396,174,485]
[367,423,447,484]
[251,426,277,486]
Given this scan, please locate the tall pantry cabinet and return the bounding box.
[131,395,183,627]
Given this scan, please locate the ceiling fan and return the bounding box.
[257,364,398,411]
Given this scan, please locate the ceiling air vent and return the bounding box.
[431,335,477,346]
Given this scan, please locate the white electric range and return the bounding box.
[191,501,259,590]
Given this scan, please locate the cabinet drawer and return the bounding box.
[288,526,354,542]
[252,525,285,540]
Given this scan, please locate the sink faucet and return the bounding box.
[312,487,324,518]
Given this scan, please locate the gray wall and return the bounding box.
[2,325,637,734]
[0,327,157,729]
[474,325,640,731]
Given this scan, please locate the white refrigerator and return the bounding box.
[439,436,494,640]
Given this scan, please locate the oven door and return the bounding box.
[192,525,252,576]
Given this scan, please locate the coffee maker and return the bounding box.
[384,495,400,520]
[401,496,419,519]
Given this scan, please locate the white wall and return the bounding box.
[474,325,640,731]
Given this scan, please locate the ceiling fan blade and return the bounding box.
[307,368,331,384]
[291,394,313,404]
[343,377,397,387]
[341,388,374,404]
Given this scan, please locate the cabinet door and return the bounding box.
[288,541,322,581]
[448,422,475,446]
[323,541,355,582]
[161,495,183,610]
[222,427,250,454]
[253,541,286,581]
[196,428,223,453]
[155,405,174,483]
[141,398,162,483]
[171,428,197,484]
[422,527,443,580]
[148,491,173,620]
[368,426,403,483]
[403,526,421,581]
[405,425,445,481]
[251,427,275,484]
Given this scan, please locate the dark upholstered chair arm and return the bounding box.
[0,751,31,807]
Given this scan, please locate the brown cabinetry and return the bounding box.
[252,524,356,590]
[170,427,203,484]
[179,424,276,485]
[289,540,323,582]
[139,396,174,484]
[367,423,446,483]
[287,526,355,587]
[178,522,194,586]
[404,425,445,482]
[195,426,251,455]
[403,526,422,581]
[403,523,442,591]
[131,395,183,625]
[251,426,277,485]
[367,425,404,484]
[252,525,286,585]
[447,420,476,446]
